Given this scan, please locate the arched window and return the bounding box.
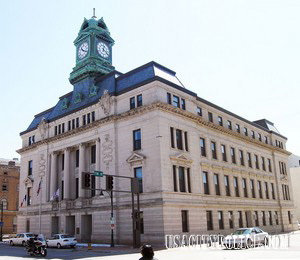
[1,199,8,210]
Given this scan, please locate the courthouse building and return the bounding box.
[17,14,297,244]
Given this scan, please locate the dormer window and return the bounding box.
[98,22,106,29]
[82,22,88,30]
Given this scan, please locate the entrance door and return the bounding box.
[81,215,92,243]
[66,216,75,236]
[51,216,59,234]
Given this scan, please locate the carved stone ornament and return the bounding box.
[170,153,193,166]
[126,152,146,166]
[23,176,34,188]
[38,117,48,140]
[39,153,46,177]
[99,89,114,116]
[102,134,113,170]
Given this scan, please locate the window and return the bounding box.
[230,147,236,164]
[268,159,272,172]
[187,168,191,193]
[214,174,220,195]
[203,171,209,195]
[218,211,224,229]
[178,167,186,192]
[76,117,79,128]
[91,111,95,122]
[182,210,189,232]
[255,211,259,226]
[87,113,90,124]
[227,120,232,130]
[134,167,143,193]
[265,182,269,199]
[62,123,65,133]
[211,141,217,159]
[288,211,292,224]
[75,178,79,199]
[208,112,213,123]
[130,97,135,109]
[75,150,79,168]
[137,94,143,107]
[55,126,58,136]
[3,172,8,175]
[242,178,248,197]
[83,115,86,125]
[279,162,287,175]
[28,160,33,176]
[61,154,64,171]
[2,185,7,192]
[264,136,268,144]
[68,121,71,131]
[173,95,180,108]
[262,211,266,226]
[244,127,248,136]
[200,138,206,157]
[167,93,171,104]
[181,99,186,110]
[238,211,243,228]
[170,127,175,148]
[247,152,252,168]
[254,155,259,169]
[262,157,266,171]
[206,211,213,230]
[258,181,262,198]
[133,129,141,150]
[239,150,244,166]
[258,133,262,141]
[250,179,255,198]
[218,116,223,126]
[61,180,64,200]
[236,124,240,133]
[91,145,96,164]
[251,130,255,139]
[58,124,61,134]
[224,175,230,196]
[197,107,202,116]
[173,166,177,192]
[234,177,239,197]
[1,199,7,210]
[176,129,183,150]
[72,119,75,129]
[275,211,279,225]
[269,211,273,225]
[221,145,227,162]
[228,211,234,229]
[27,187,32,206]
[271,183,275,199]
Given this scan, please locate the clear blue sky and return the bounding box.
[1,0,300,159]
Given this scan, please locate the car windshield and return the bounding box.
[26,234,35,237]
[61,235,73,238]
[232,229,251,235]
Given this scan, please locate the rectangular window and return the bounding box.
[187,168,191,193]
[228,211,234,229]
[269,211,273,225]
[236,124,240,133]
[68,121,71,131]
[271,183,275,199]
[197,107,202,116]
[264,136,268,144]
[227,120,232,130]
[184,132,189,151]
[61,180,64,200]
[173,95,180,108]
[83,115,86,125]
[2,185,7,192]
[258,181,262,198]
[288,211,292,224]
[29,136,32,146]
[258,133,262,141]
[173,166,177,192]
[218,116,223,126]
[181,98,186,110]
[214,174,220,195]
[203,171,209,195]
[91,145,96,164]
[72,119,75,129]
[230,147,236,164]
[27,187,32,206]
[62,123,65,133]
[200,138,206,157]
[28,160,33,176]
[234,177,239,197]
[250,179,255,198]
[133,129,141,151]
[262,211,266,226]
[134,167,143,193]
[75,150,79,168]
[244,127,248,136]
[58,124,61,134]
[167,92,172,104]
[255,211,259,226]
[62,154,64,171]
[224,175,230,196]
[176,129,183,150]
[247,152,252,168]
[239,150,244,166]
[75,178,79,199]
[242,178,248,197]
[130,97,135,109]
[268,159,272,172]
[211,141,217,159]
[137,94,143,107]
[76,117,79,128]
[208,112,213,123]
[275,211,279,225]
[238,211,243,228]
[262,157,266,171]
[91,111,95,122]
[265,182,269,199]
[179,166,186,192]
[55,126,58,136]
[87,113,91,124]
[170,127,175,148]
[218,211,224,230]
[254,155,259,169]
[182,210,189,232]
[221,145,227,162]
[206,211,213,230]
[251,130,255,139]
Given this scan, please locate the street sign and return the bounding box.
[0,222,3,227]
[111,224,115,229]
[93,171,104,177]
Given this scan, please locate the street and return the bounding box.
[1,231,300,259]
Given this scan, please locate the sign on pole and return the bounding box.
[0,222,3,227]
[93,171,104,177]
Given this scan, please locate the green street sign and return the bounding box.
[93,171,104,177]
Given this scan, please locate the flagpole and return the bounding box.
[39,177,42,234]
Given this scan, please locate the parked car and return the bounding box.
[9,233,35,246]
[46,234,77,249]
[297,221,300,230]
[223,227,269,249]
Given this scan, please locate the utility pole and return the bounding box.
[110,190,114,247]
[0,202,3,242]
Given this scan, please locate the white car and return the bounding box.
[223,227,269,248]
[9,233,35,247]
[46,234,77,249]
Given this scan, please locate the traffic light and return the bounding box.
[82,172,91,189]
[106,176,114,190]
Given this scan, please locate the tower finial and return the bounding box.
[92,8,97,19]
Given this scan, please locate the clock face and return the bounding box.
[97,42,110,58]
[78,42,89,59]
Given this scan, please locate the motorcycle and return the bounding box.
[25,235,47,257]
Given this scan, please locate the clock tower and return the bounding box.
[69,14,115,84]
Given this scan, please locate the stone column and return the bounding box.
[184,168,189,193]
[238,176,243,197]
[219,172,225,196]
[208,170,215,195]
[63,148,71,200]
[79,143,86,198]
[246,177,251,198]
[175,166,180,192]
[50,152,58,199]
[229,174,235,197]
[254,176,259,199]
[95,138,101,195]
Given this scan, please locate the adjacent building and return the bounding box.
[0,158,20,234]
[289,154,300,222]
[17,14,297,245]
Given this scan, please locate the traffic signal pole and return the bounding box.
[110,190,114,247]
[0,202,3,242]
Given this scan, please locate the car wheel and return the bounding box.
[10,240,14,246]
[70,245,75,248]
[246,239,253,249]
[57,243,62,249]
[22,241,26,247]
[46,242,49,248]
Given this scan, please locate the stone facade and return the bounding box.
[289,154,300,222]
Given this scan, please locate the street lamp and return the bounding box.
[99,190,104,198]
